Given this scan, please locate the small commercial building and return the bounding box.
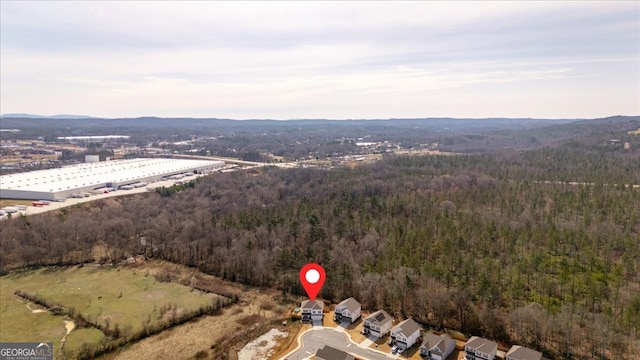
[85,154,100,163]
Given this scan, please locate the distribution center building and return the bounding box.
[0,158,224,200]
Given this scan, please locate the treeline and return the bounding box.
[15,289,235,360]
[71,296,233,360]
[155,178,202,197]
[1,146,639,358]
[387,146,640,185]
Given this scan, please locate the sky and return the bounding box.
[1,1,639,120]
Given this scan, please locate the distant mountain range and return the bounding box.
[1,113,636,123]
[1,113,583,121]
[0,113,97,119]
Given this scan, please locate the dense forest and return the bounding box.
[1,138,639,359]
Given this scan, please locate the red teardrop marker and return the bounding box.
[299,263,325,301]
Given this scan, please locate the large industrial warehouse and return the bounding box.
[0,158,224,201]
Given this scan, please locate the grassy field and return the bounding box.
[0,264,226,359]
[99,288,291,360]
[0,199,34,208]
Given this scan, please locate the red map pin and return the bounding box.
[299,263,325,301]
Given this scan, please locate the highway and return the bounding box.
[170,153,300,168]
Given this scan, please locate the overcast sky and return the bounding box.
[1,1,638,119]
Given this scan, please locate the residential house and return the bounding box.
[334,297,361,324]
[464,336,497,360]
[301,299,324,322]
[363,309,393,338]
[390,318,421,351]
[315,345,355,360]
[505,345,542,360]
[420,333,456,360]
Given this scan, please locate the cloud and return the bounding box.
[1,1,638,118]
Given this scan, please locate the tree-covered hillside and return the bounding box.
[1,144,639,359]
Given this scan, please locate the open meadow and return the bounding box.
[0,263,232,359]
[100,288,291,360]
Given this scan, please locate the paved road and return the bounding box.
[283,327,397,360]
[172,153,300,168]
[0,171,221,220]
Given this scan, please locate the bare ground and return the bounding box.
[238,328,287,360]
[99,288,288,360]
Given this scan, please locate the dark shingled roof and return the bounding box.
[301,299,323,310]
[392,318,421,338]
[365,310,392,326]
[466,336,498,354]
[421,333,453,353]
[315,345,355,360]
[336,297,360,313]
[506,345,542,360]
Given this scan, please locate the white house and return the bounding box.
[505,345,542,360]
[390,318,421,351]
[464,336,497,360]
[301,299,324,322]
[420,333,456,360]
[363,310,393,338]
[334,297,361,324]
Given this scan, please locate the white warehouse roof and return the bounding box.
[57,135,131,141]
[0,158,224,200]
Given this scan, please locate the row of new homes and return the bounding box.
[301,297,543,360]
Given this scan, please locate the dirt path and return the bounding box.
[61,320,76,348]
[26,303,47,313]
[25,303,76,348]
